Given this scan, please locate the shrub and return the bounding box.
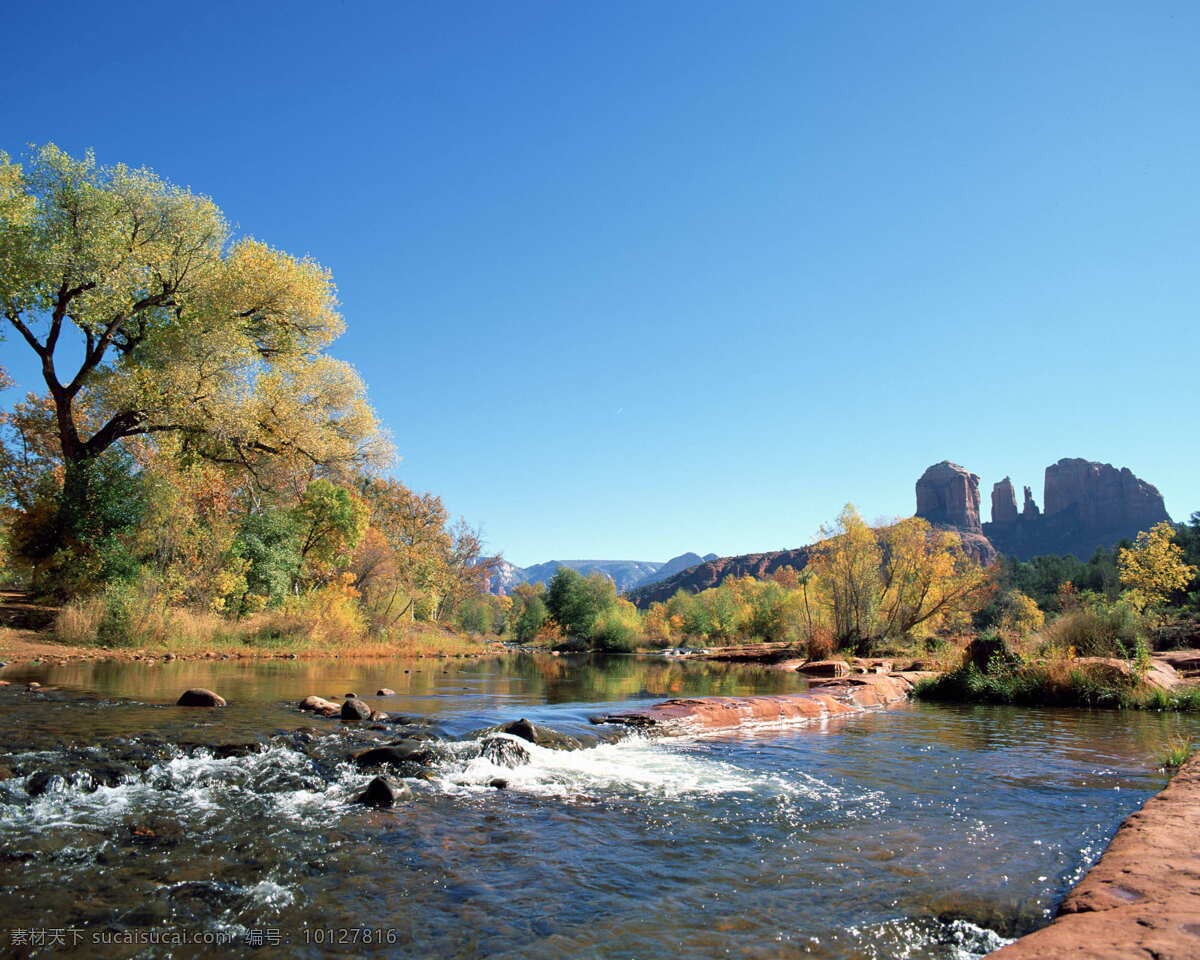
[591,602,643,652]
[1041,597,1144,658]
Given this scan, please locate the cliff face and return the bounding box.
[983,458,1170,560]
[914,462,997,564]
[915,461,982,532]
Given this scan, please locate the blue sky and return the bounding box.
[2,1,1197,566]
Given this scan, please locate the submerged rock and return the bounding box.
[353,740,436,769]
[176,688,226,707]
[488,778,509,790]
[340,698,372,722]
[353,776,412,808]
[26,771,66,796]
[299,695,341,717]
[480,736,531,768]
[469,718,585,751]
[376,688,396,696]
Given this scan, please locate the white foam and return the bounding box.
[433,732,842,801]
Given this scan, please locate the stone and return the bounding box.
[797,660,850,678]
[176,688,226,707]
[992,754,1200,959]
[340,698,372,722]
[469,718,583,751]
[376,688,396,696]
[480,735,531,767]
[298,695,341,717]
[488,778,509,789]
[353,776,412,808]
[26,771,65,796]
[354,740,436,768]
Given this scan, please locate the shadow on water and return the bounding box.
[0,654,1196,959]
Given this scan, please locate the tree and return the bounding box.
[292,479,367,583]
[545,567,616,638]
[809,505,882,648]
[1118,522,1197,613]
[876,517,992,639]
[0,145,388,560]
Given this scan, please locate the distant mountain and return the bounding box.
[627,552,718,591]
[520,560,662,592]
[626,548,813,608]
[483,553,716,596]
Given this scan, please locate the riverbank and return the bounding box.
[991,752,1200,959]
[0,623,502,665]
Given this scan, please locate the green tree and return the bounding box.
[544,567,616,638]
[232,508,302,609]
[292,479,368,583]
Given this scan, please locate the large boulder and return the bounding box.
[299,695,340,717]
[353,740,437,769]
[340,698,372,722]
[353,776,412,808]
[468,718,585,751]
[480,735,531,767]
[176,688,226,707]
[798,660,849,678]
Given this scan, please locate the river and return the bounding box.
[0,653,1194,959]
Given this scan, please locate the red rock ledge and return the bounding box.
[591,673,914,734]
[990,753,1200,959]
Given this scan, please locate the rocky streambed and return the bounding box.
[1,654,1197,959]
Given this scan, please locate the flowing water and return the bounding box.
[0,653,1195,959]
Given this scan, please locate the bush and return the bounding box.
[1042,597,1144,657]
[591,603,643,652]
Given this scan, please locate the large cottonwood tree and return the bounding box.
[0,145,388,549]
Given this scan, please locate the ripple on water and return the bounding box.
[0,665,1195,960]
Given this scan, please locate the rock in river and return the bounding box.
[376,688,396,696]
[299,695,340,717]
[470,718,586,750]
[341,698,373,722]
[176,688,226,707]
[353,776,412,808]
[353,740,436,769]
[480,735,531,767]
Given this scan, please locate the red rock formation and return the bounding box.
[991,753,1200,960]
[985,459,1171,560]
[1044,458,1169,530]
[990,477,1018,526]
[915,461,983,533]
[591,674,913,734]
[1021,485,1040,518]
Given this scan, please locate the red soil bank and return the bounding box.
[991,753,1200,959]
[592,673,913,733]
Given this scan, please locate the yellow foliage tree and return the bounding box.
[0,145,389,556]
[1118,522,1196,612]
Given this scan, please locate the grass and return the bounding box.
[914,652,1200,712]
[1156,736,1196,771]
[44,594,496,660]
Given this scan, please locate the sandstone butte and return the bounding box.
[593,673,1200,959]
[992,751,1200,960]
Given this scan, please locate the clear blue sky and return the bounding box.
[3,1,1197,566]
